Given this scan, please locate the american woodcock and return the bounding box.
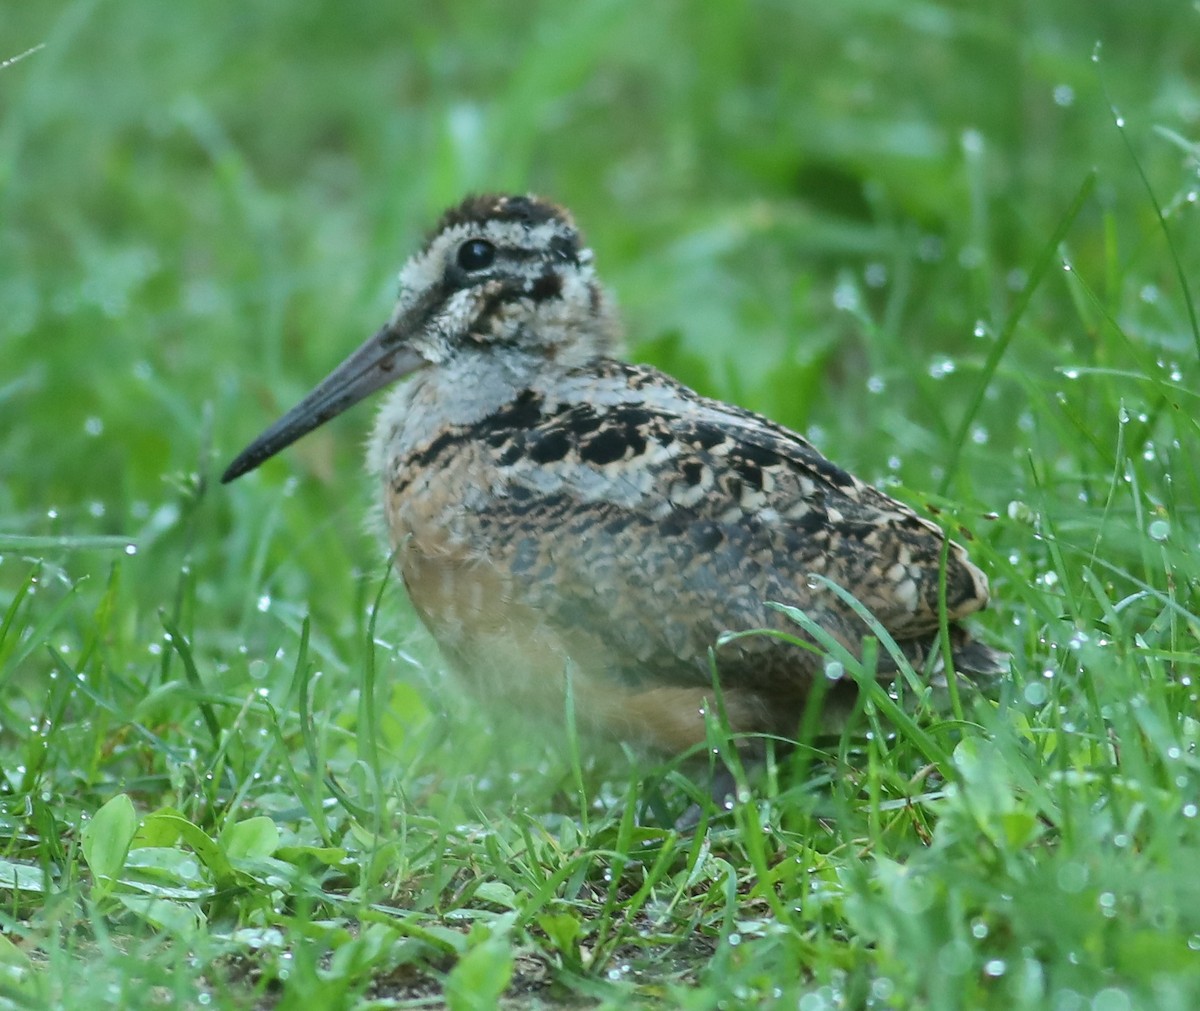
[223,193,1005,758]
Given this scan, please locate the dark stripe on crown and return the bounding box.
[431,193,574,238]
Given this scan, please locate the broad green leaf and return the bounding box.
[0,932,32,994]
[138,811,233,886]
[999,810,1043,849]
[537,911,582,959]
[133,806,191,848]
[473,881,518,910]
[0,858,47,894]
[223,816,280,860]
[445,935,514,1011]
[275,844,349,867]
[125,846,207,883]
[0,932,31,968]
[328,923,399,979]
[115,893,205,935]
[81,794,138,890]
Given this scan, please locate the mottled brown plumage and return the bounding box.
[224,193,1005,756]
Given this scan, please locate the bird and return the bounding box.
[222,193,1005,769]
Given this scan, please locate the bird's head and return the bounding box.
[222,193,616,482]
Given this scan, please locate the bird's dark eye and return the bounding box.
[457,239,495,272]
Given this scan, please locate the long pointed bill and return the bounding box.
[221,324,427,483]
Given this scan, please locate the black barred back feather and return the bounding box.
[379,357,1001,720]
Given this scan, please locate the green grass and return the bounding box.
[2,1,1199,1007]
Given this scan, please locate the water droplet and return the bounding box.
[983,959,1007,977]
[1007,500,1033,523]
[1183,803,1197,818]
[970,424,989,445]
[1057,861,1088,893]
[1061,367,1080,379]
[124,544,137,555]
[1148,519,1169,542]
[871,978,895,1001]
[864,262,887,288]
[917,235,944,262]
[257,594,272,612]
[88,501,105,518]
[1006,268,1028,291]
[958,245,984,269]
[1053,84,1075,107]
[46,508,58,520]
[866,374,886,394]
[937,939,973,976]
[832,279,859,312]
[84,416,103,437]
[1023,682,1048,705]
[1092,987,1134,1011]
[928,356,957,380]
[824,660,845,681]
[961,128,984,154]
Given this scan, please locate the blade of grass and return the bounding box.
[940,170,1097,493]
[159,613,222,744]
[0,534,136,551]
[1098,68,1200,359]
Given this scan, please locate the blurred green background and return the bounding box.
[3,0,1198,786]
[3,0,1199,1005]
[3,0,1197,778]
[5,2,1193,475]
